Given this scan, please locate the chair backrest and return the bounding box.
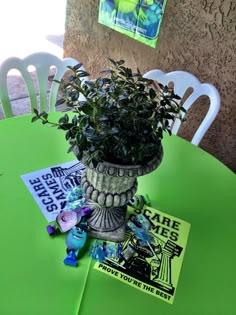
[143,69,221,145]
[0,52,86,118]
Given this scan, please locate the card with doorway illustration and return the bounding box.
[94,205,190,304]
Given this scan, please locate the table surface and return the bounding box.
[0,113,235,315]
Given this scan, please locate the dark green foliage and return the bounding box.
[32,59,185,166]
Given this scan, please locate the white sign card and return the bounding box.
[21,160,85,222]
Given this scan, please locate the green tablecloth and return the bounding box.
[0,114,235,315]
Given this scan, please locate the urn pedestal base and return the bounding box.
[86,204,127,242]
[88,222,126,242]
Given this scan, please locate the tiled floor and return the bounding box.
[0,0,67,119]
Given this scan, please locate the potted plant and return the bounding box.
[32,58,185,241]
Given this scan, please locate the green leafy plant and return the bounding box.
[32,58,185,166]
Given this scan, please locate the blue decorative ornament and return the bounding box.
[65,186,86,210]
[127,214,154,246]
[133,213,152,230]
[89,241,108,263]
[89,241,123,262]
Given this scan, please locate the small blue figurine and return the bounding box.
[64,225,87,267]
[127,194,150,210]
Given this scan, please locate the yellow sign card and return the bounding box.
[94,206,191,304]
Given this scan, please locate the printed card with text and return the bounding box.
[94,206,190,304]
[21,160,85,222]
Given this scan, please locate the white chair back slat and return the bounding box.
[144,69,221,145]
[0,52,87,118]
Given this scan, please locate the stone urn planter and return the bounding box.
[31,59,184,241]
[79,144,163,241]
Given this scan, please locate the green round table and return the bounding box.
[0,113,235,315]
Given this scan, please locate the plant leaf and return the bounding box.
[31,116,39,123]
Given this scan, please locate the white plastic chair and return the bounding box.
[143,69,221,145]
[0,52,86,118]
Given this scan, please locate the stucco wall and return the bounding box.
[64,0,236,172]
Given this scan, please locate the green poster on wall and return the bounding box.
[98,0,167,48]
